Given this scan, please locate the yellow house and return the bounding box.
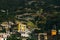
[18,23,26,32]
[16,20,26,32]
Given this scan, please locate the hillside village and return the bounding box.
[0,0,59,40]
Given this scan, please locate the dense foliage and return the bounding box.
[0,0,60,32]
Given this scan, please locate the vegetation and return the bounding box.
[0,0,59,32]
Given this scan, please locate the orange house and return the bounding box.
[51,30,57,36]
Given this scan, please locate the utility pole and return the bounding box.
[6,10,9,33]
[6,10,10,33]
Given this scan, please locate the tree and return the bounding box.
[27,21,37,30]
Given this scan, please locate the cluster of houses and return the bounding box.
[0,20,31,40]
